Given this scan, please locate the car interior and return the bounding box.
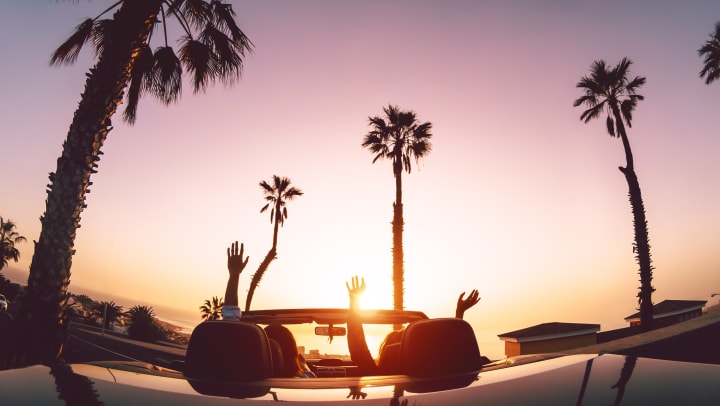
[180,309,489,382]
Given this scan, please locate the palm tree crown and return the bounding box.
[699,21,720,85]
[199,296,224,321]
[573,58,645,144]
[362,105,433,177]
[51,0,253,124]
[260,175,304,250]
[1,217,27,271]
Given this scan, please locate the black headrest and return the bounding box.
[400,318,483,377]
[185,321,273,381]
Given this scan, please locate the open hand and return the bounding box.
[346,276,366,298]
[227,241,249,277]
[456,289,480,319]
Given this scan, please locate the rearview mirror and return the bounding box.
[315,326,346,337]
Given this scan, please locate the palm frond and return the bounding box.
[578,103,604,123]
[91,19,114,59]
[699,22,720,84]
[123,45,154,124]
[606,116,616,137]
[620,99,637,128]
[147,46,183,105]
[200,25,242,82]
[179,37,212,93]
[50,18,94,65]
[625,76,646,93]
[259,180,273,192]
[172,0,210,29]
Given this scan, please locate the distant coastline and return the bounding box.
[2,266,199,333]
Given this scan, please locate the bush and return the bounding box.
[126,306,167,342]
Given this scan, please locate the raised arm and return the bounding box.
[455,289,480,319]
[345,276,378,374]
[222,241,249,320]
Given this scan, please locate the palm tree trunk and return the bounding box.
[619,166,655,331]
[613,105,654,331]
[272,202,281,251]
[245,248,277,311]
[22,0,162,366]
[392,165,404,313]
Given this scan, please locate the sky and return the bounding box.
[1,0,720,360]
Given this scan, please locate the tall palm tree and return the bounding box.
[245,175,303,311]
[573,58,655,330]
[1,217,26,271]
[199,296,224,321]
[23,0,252,365]
[699,21,720,85]
[361,105,432,313]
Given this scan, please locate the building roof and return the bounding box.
[498,322,600,343]
[624,299,708,321]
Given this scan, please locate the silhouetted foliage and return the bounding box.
[574,58,655,330]
[199,296,224,321]
[699,21,720,85]
[361,105,433,313]
[127,305,167,343]
[23,0,252,365]
[246,176,303,311]
[0,217,26,271]
[0,272,24,303]
[95,301,124,330]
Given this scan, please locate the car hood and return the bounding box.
[1,354,719,405]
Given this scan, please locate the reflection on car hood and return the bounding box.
[1,354,720,404]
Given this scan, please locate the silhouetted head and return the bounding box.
[264,324,302,377]
[379,330,403,354]
[376,329,404,373]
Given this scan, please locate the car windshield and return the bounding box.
[240,308,428,363]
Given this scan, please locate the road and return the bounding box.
[64,323,186,368]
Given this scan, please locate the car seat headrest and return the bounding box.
[400,318,483,377]
[185,321,273,381]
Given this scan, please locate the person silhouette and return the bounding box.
[345,276,480,375]
[220,241,248,322]
[220,241,314,378]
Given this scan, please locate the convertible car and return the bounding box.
[1,308,719,404]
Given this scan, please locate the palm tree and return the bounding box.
[699,22,720,85]
[1,217,27,271]
[126,305,166,342]
[361,105,432,313]
[245,175,303,311]
[199,296,224,321]
[573,58,655,330]
[23,0,252,365]
[96,301,124,330]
